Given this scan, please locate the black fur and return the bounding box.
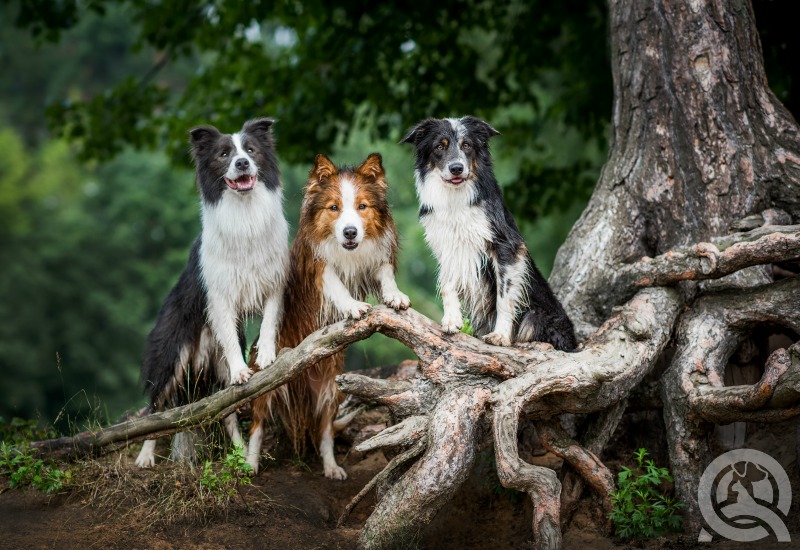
[141,118,276,410]
[402,116,577,351]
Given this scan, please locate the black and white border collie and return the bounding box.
[136,118,289,467]
[401,116,577,351]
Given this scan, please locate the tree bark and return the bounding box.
[551,0,800,337]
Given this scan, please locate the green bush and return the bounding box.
[609,448,683,539]
[199,445,253,504]
[0,442,69,493]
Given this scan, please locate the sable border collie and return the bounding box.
[136,118,289,467]
[401,116,576,351]
[247,153,410,479]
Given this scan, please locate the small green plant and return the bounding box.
[0,416,56,444]
[0,442,70,493]
[461,318,475,336]
[199,445,253,504]
[610,448,683,539]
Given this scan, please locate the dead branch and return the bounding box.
[537,420,615,525]
[337,439,426,528]
[354,415,428,453]
[619,225,800,288]
[557,400,627,527]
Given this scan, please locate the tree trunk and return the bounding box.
[551,0,800,337]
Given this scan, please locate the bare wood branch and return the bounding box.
[337,439,426,528]
[354,415,428,453]
[30,307,418,458]
[537,420,614,526]
[619,225,800,288]
[558,400,627,527]
[358,386,490,549]
[337,374,440,417]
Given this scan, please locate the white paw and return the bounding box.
[135,442,156,468]
[229,362,252,385]
[441,312,463,334]
[383,291,411,310]
[246,457,259,475]
[254,346,276,370]
[324,463,348,480]
[346,301,372,319]
[483,332,512,347]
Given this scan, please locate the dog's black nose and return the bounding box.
[449,163,463,176]
[235,158,250,171]
[343,226,358,240]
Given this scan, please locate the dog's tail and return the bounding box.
[516,308,578,352]
[250,353,344,455]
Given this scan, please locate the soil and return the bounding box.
[2,416,799,549]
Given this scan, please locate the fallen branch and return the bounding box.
[31,307,414,459]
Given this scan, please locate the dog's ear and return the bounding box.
[242,117,275,143]
[309,154,337,186]
[460,116,500,143]
[400,118,439,145]
[189,125,222,160]
[356,153,387,187]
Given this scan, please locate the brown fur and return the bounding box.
[249,153,398,457]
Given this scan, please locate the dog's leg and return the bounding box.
[484,253,528,347]
[246,422,263,473]
[135,439,158,468]
[440,280,463,334]
[377,263,411,310]
[254,292,282,370]
[207,298,251,384]
[320,418,347,480]
[223,411,244,447]
[171,431,198,464]
[322,265,371,319]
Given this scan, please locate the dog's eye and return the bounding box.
[461,143,472,151]
[358,203,367,210]
[329,205,339,211]
[246,147,254,153]
[436,144,445,151]
[221,151,229,158]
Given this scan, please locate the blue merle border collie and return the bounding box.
[135,118,289,467]
[401,116,577,351]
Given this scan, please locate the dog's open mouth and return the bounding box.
[445,177,465,185]
[225,175,256,191]
[342,241,359,250]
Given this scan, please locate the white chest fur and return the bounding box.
[315,234,391,322]
[200,185,289,315]
[417,173,493,303]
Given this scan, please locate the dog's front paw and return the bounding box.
[253,346,276,370]
[324,463,348,480]
[229,363,253,385]
[383,290,411,311]
[134,454,155,468]
[135,441,156,468]
[346,301,372,319]
[483,332,512,347]
[441,312,463,334]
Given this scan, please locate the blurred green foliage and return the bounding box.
[0,0,796,430]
